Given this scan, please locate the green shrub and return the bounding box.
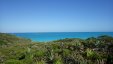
[5,59,24,64]
[35,60,46,64]
[34,50,45,57]
[54,56,63,64]
[63,49,71,57]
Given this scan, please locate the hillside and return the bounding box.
[0,33,31,45]
[0,33,113,64]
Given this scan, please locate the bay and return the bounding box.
[11,32,113,42]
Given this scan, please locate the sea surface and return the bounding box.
[11,32,113,42]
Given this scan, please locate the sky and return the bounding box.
[0,0,113,33]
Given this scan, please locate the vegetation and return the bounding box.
[0,33,113,64]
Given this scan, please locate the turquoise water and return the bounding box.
[11,32,113,42]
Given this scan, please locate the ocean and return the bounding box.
[11,32,113,42]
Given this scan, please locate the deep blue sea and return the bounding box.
[11,32,113,42]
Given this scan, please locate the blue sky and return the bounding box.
[0,0,113,33]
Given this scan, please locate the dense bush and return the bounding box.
[0,33,113,64]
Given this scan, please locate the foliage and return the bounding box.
[0,33,113,64]
[5,59,24,64]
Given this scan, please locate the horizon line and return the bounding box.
[0,31,113,33]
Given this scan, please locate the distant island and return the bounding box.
[0,33,113,64]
